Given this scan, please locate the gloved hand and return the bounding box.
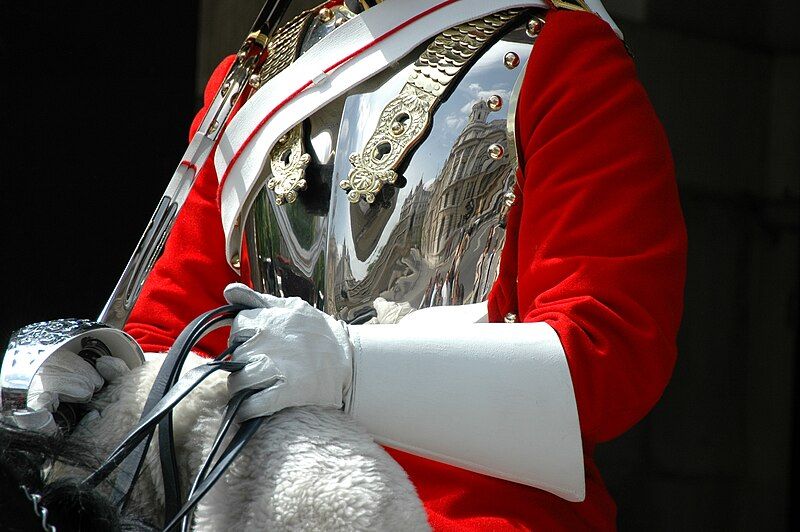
[224,283,353,422]
[19,350,129,433]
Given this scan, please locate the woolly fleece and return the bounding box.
[60,353,429,531]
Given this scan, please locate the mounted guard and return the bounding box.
[1,1,686,530]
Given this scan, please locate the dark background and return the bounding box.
[1,1,798,529]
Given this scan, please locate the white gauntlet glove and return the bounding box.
[224,283,353,422]
[18,351,129,433]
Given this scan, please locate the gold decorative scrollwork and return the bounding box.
[342,89,435,203]
[268,126,311,204]
[248,6,318,206]
[341,9,525,204]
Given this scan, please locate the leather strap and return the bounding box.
[82,307,242,511]
[165,416,267,532]
[176,390,262,532]
[112,307,240,513]
[179,389,254,532]
[81,359,243,491]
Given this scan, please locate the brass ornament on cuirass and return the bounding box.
[340,9,526,204]
[247,5,322,205]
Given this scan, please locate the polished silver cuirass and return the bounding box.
[245,5,541,322]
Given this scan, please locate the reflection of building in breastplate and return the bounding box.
[333,100,513,319]
[338,182,432,316]
[420,101,509,267]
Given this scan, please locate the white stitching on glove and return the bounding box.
[224,283,353,422]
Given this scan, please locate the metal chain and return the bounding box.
[21,485,56,532]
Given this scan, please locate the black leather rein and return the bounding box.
[80,305,268,531]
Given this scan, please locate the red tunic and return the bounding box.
[126,10,687,531]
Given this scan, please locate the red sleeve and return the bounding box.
[497,11,687,444]
[124,55,239,357]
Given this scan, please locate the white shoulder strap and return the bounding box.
[214,0,620,270]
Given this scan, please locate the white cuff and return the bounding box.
[347,322,585,501]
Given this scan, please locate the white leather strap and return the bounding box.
[347,322,585,501]
[214,0,620,270]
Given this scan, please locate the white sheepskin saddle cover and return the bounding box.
[62,352,430,531]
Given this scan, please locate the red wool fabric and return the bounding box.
[126,9,686,531]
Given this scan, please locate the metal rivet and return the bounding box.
[391,122,405,135]
[248,73,261,88]
[504,191,516,207]
[504,313,518,323]
[488,143,504,160]
[335,16,347,27]
[487,94,503,111]
[231,254,241,269]
[504,52,520,69]
[526,18,544,38]
[207,120,219,134]
[318,7,334,22]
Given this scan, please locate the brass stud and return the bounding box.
[391,122,405,135]
[248,73,261,88]
[526,17,544,38]
[318,7,334,23]
[207,120,219,134]
[503,51,520,69]
[335,16,347,27]
[488,143,504,160]
[487,94,503,111]
[231,254,241,269]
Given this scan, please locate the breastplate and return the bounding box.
[243,5,541,322]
